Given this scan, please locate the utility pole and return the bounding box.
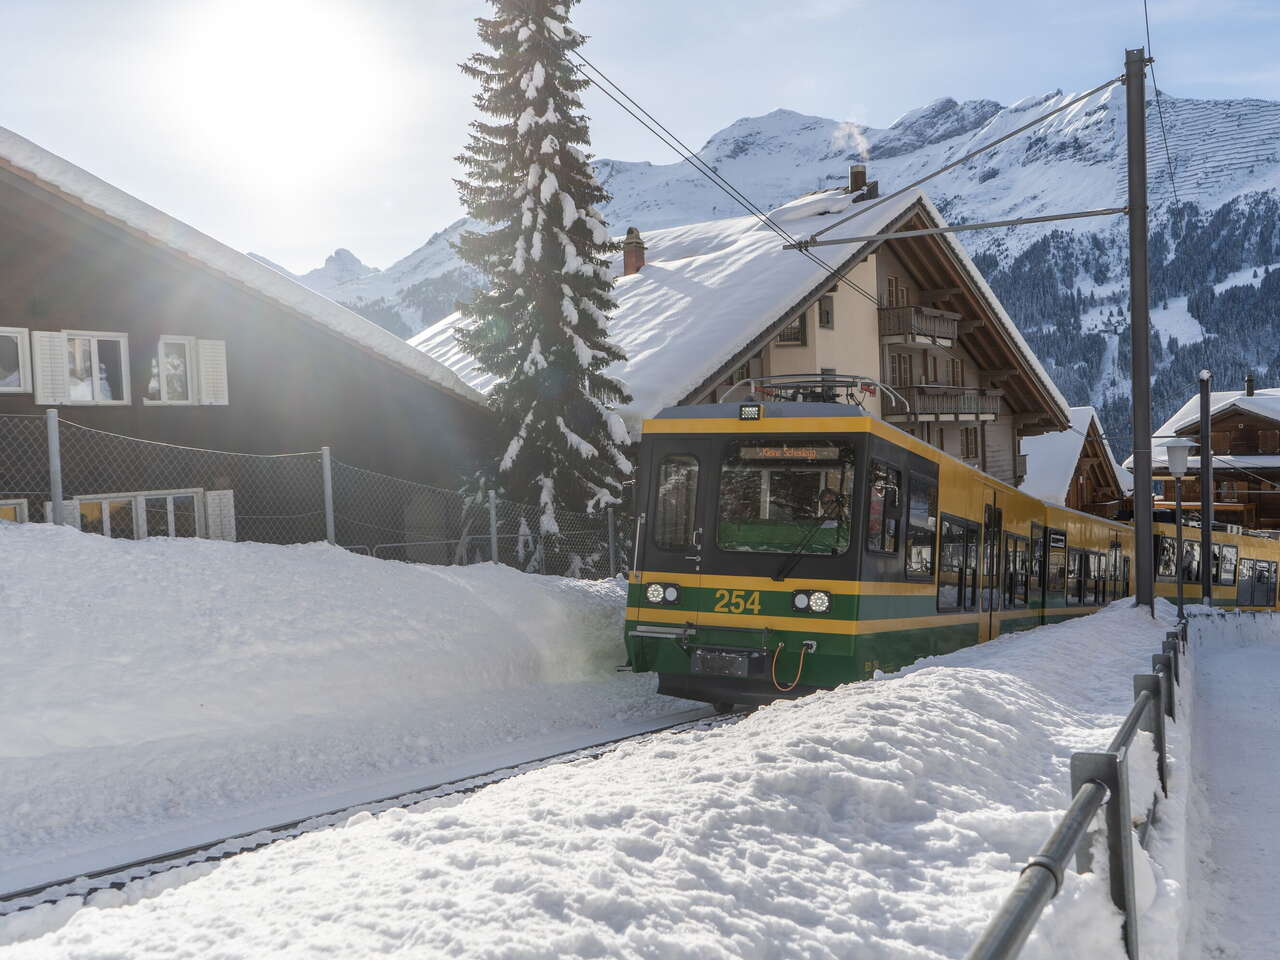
[1199,370,1214,605]
[1126,47,1155,614]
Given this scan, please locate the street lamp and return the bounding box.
[1165,437,1198,620]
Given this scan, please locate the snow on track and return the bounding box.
[0,524,688,900]
[1187,613,1280,959]
[2,596,1191,958]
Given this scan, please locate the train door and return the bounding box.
[981,490,1004,641]
[641,436,714,620]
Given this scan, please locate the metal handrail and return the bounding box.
[720,373,912,412]
[965,619,1188,960]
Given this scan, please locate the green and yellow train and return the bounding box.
[621,392,1280,709]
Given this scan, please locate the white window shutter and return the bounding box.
[198,340,229,405]
[204,489,236,541]
[32,331,68,405]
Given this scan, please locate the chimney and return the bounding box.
[1246,373,1256,397]
[622,226,645,276]
[849,163,867,192]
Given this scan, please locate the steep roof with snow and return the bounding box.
[0,126,483,406]
[1020,406,1132,505]
[411,188,1068,434]
[1128,386,1280,471]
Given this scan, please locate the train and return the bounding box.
[620,376,1280,710]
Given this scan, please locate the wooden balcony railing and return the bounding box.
[877,305,960,342]
[888,386,1002,418]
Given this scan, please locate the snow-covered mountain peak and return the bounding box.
[874,97,1003,158]
[303,248,379,287]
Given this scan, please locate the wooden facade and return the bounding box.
[1160,406,1280,531]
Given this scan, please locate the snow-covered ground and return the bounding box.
[1187,613,1280,959]
[3,583,1197,957]
[0,524,694,899]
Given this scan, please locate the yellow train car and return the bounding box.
[622,393,1279,710]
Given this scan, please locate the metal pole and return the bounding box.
[607,507,618,577]
[1199,370,1213,605]
[320,445,336,545]
[488,489,499,564]
[46,409,63,526]
[1175,478,1184,620]
[1126,47,1155,615]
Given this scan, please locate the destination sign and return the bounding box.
[740,445,840,461]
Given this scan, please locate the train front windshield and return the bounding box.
[715,438,856,555]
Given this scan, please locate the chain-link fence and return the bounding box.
[0,412,622,579]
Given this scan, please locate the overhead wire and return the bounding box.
[543,26,882,307]
[1143,0,1180,204]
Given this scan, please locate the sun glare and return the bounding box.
[160,0,395,181]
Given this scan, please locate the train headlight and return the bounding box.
[808,590,832,614]
[646,583,665,604]
[664,585,680,603]
[792,591,810,611]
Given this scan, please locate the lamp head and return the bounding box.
[1164,437,1197,479]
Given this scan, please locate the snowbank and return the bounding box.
[2,588,1197,958]
[0,523,684,895]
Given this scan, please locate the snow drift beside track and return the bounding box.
[0,523,680,891]
[2,562,1196,958]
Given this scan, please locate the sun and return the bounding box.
[159,0,395,182]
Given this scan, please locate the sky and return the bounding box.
[1,0,1277,274]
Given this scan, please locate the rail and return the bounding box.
[965,618,1187,960]
[877,305,960,341]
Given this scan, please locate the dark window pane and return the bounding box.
[79,500,104,535]
[866,461,901,554]
[173,495,199,538]
[938,519,964,610]
[145,496,170,537]
[1221,545,1238,586]
[905,476,937,578]
[0,334,19,388]
[96,339,125,402]
[107,498,135,539]
[654,455,698,551]
[964,524,979,610]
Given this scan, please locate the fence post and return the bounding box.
[320,446,336,545]
[1135,672,1168,796]
[488,490,499,565]
[1071,751,1139,960]
[607,507,618,577]
[46,409,63,526]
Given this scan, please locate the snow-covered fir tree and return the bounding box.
[453,0,632,537]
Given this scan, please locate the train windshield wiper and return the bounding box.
[772,498,844,582]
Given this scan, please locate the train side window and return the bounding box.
[1181,541,1201,585]
[904,474,938,581]
[1029,523,1044,602]
[1047,531,1067,600]
[1155,536,1177,580]
[866,461,902,555]
[1004,534,1027,609]
[652,455,699,551]
[964,523,980,611]
[1237,558,1255,606]
[1094,552,1106,605]
[1123,556,1131,597]
[1258,561,1275,607]
[938,517,965,610]
[1066,548,1082,606]
[1220,545,1238,586]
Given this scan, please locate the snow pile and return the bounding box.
[3,595,1195,957]
[0,523,684,896]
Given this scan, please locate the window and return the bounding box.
[905,474,938,580]
[145,336,197,404]
[0,499,29,523]
[1237,558,1255,606]
[1029,523,1044,603]
[938,517,966,610]
[1004,534,1028,609]
[58,489,206,539]
[886,275,900,306]
[1156,535,1178,580]
[1066,548,1083,605]
[866,461,902,554]
[716,439,855,555]
[1220,544,1239,586]
[777,311,807,346]
[1181,540,1201,584]
[653,455,699,551]
[927,354,939,385]
[818,295,834,329]
[887,353,913,389]
[66,331,130,404]
[0,327,32,393]
[948,358,965,387]
[1047,530,1067,598]
[961,427,979,460]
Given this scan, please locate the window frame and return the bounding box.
[937,514,969,611]
[651,454,701,553]
[51,488,206,539]
[63,329,131,406]
[0,326,32,394]
[1220,543,1239,586]
[818,294,835,330]
[904,472,938,582]
[865,459,903,556]
[776,310,807,347]
[143,335,199,406]
[0,498,29,523]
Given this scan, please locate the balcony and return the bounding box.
[884,386,1002,422]
[878,306,960,347]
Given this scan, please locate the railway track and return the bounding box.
[0,710,737,919]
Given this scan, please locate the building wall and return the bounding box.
[0,172,491,487]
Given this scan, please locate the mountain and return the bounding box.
[267,89,1280,457]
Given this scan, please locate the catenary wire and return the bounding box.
[1143,0,1181,204]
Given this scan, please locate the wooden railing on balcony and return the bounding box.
[877,305,960,342]
[887,386,1002,418]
